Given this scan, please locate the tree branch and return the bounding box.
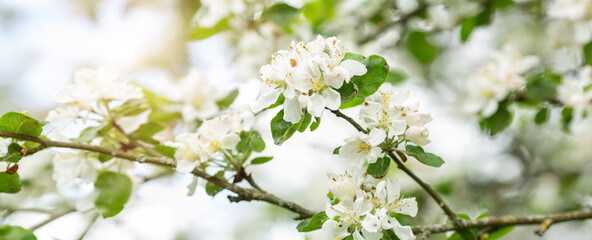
[412,207,592,235]
[0,130,316,220]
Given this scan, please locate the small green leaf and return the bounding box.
[189,18,229,40]
[0,225,37,240]
[336,81,358,104]
[94,172,133,218]
[0,172,21,193]
[479,100,512,136]
[460,16,477,42]
[488,226,514,240]
[1,142,23,163]
[0,112,45,137]
[457,229,478,240]
[154,145,176,158]
[310,117,321,131]
[131,122,165,144]
[77,122,110,143]
[205,171,225,196]
[216,89,239,108]
[352,55,389,98]
[267,94,285,110]
[382,229,401,240]
[561,107,573,131]
[367,156,391,178]
[405,145,444,167]
[251,156,273,165]
[584,41,592,67]
[343,52,365,62]
[534,107,549,124]
[296,211,328,232]
[386,70,406,85]
[332,146,341,155]
[339,98,365,109]
[302,0,338,30]
[142,88,182,123]
[236,130,265,153]
[406,31,438,64]
[298,113,312,132]
[270,110,301,145]
[525,71,561,101]
[111,98,150,117]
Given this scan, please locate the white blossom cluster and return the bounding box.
[547,0,592,44]
[167,106,255,173]
[46,68,148,140]
[466,50,539,116]
[323,169,418,240]
[558,66,592,122]
[254,35,367,123]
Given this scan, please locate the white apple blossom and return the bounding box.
[360,89,433,145]
[255,35,367,123]
[52,152,101,187]
[340,128,387,165]
[558,66,592,122]
[373,178,418,240]
[466,50,539,116]
[167,132,204,173]
[323,190,383,240]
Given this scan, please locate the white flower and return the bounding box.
[547,0,592,21]
[52,152,101,187]
[167,133,203,173]
[373,178,418,240]
[256,36,367,123]
[340,128,387,164]
[558,66,592,121]
[405,126,430,146]
[328,168,369,201]
[55,68,143,111]
[466,50,539,116]
[196,119,241,160]
[322,191,382,240]
[176,68,223,121]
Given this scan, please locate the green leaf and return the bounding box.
[561,107,573,131]
[111,98,150,117]
[302,0,338,30]
[525,71,561,101]
[0,172,21,193]
[382,229,401,240]
[189,18,229,40]
[77,122,111,143]
[457,229,478,240]
[23,141,41,151]
[270,110,300,145]
[460,16,477,42]
[94,172,132,218]
[205,171,225,196]
[260,3,300,32]
[584,41,592,67]
[236,130,265,153]
[332,146,341,155]
[386,70,406,85]
[298,112,312,132]
[339,97,365,109]
[1,142,23,163]
[343,52,366,62]
[405,145,444,167]
[154,145,176,158]
[0,112,45,137]
[131,122,165,143]
[336,81,358,105]
[534,107,549,124]
[142,88,182,123]
[251,156,273,165]
[267,94,285,110]
[216,89,239,108]
[479,100,512,136]
[488,226,514,240]
[296,211,328,232]
[0,225,37,240]
[367,156,391,178]
[310,117,321,131]
[406,31,438,64]
[352,55,389,98]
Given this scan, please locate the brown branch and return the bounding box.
[357,3,428,45]
[412,207,592,235]
[388,151,461,224]
[0,130,316,220]
[110,119,163,157]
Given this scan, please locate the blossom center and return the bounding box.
[357,142,370,153]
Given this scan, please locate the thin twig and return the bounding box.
[411,207,592,235]
[29,208,76,231]
[0,130,316,219]
[328,109,367,134]
[110,119,164,157]
[388,151,461,224]
[77,213,99,240]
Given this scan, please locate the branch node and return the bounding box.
[534,219,553,236]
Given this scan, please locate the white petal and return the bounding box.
[221,133,241,149]
[322,220,349,240]
[386,178,401,203]
[353,229,365,240]
[397,198,418,217]
[361,214,381,232]
[307,93,326,117]
[368,128,387,146]
[341,59,367,76]
[362,228,384,240]
[323,88,341,110]
[176,158,199,173]
[393,223,416,240]
[283,97,303,123]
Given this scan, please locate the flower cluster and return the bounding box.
[323,169,418,240]
[466,50,539,116]
[167,106,255,173]
[558,66,592,122]
[547,0,592,44]
[254,35,367,123]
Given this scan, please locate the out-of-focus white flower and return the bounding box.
[340,128,387,165]
[52,152,101,187]
[255,35,367,123]
[548,0,592,21]
[558,66,592,121]
[55,68,143,111]
[193,0,247,28]
[373,178,417,240]
[466,50,539,116]
[176,69,223,121]
[167,132,204,173]
[360,89,432,145]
